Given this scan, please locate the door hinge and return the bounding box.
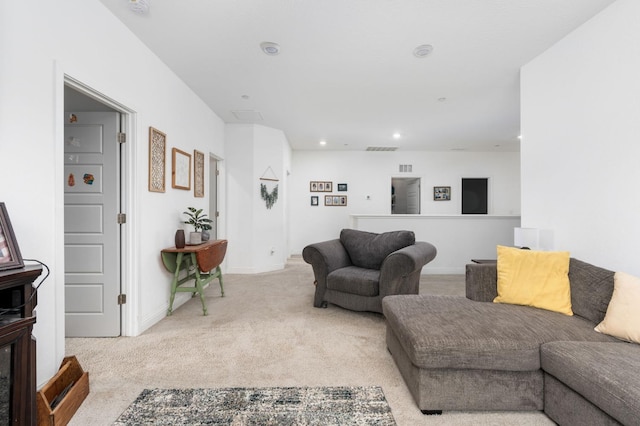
[117,132,126,144]
[216,169,220,176]
[118,294,127,305]
[215,211,220,218]
[117,213,126,224]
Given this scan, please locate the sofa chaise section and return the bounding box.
[383,294,617,412]
[383,257,622,414]
[542,341,640,426]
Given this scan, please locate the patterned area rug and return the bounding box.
[114,386,396,425]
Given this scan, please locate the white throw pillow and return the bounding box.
[594,271,640,344]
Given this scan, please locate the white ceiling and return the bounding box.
[98,0,615,152]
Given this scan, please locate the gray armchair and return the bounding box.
[302,229,437,313]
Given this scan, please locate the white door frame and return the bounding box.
[63,76,137,337]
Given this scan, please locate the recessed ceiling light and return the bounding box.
[413,44,433,58]
[319,140,327,146]
[392,132,401,140]
[128,0,150,14]
[260,42,281,56]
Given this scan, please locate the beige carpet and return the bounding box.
[66,258,553,425]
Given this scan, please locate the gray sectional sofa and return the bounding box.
[383,258,640,425]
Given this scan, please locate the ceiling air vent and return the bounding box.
[399,164,413,173]
[231,110,264,121]
[366,146,398,151]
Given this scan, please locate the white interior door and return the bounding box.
[64,111,121,337]
[406,178,421,214]
[209,156,218,240]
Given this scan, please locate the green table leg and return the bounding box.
[191,253,208,316]
[167,252,184,316]
[216,266,225,297]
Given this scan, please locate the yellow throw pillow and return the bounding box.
[595,271,640,344]
[494,245,573,315]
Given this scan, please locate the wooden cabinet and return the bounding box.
[0,265,42,426]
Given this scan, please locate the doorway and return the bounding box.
[63,81,129,337]
[391,178,421,214]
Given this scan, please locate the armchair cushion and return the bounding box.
[340,229,415,270]
[327,266,380,297]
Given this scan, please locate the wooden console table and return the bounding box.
[160,239,227,316]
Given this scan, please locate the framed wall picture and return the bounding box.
[172,148,191,190]
[434,186,451,201]
[311,196,319,206]
[310,181,333,192]
[193,150,205,197]
[0,203,24,271]
[325,195,347,206]
[337,183,348,192]
[148,127,166,193]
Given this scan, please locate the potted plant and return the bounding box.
[183,207,213,244]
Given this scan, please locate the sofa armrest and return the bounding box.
[379,242,437,296]
[302,239,352,307]
[302,239,352,273]
[465,263,498,302]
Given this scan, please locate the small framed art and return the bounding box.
[434,186,451,201]
[325,195,347,206]
[148,127,166,193]
[310,181,333,192]
[172,148,191,190]
[337,183,348,192]
[193,150,205,197]
[311,196,319,206]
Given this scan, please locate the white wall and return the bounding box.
[225,124,291,273]
[290,150,520,253]
[0,0,224,385]
[352,215,520,274]
[521,0,640,275]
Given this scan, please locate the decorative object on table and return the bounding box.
[310,181,333,192]
[337,183,348,191]
[189,232,202,245]
[0,202,23,271]
[433,186,451,201]
[311,196,319,206]
[259,166,279,210]
[114,386,395,425]
[148,127,166,193]
[325,195,347,206]
[183,207,213,244]
[193,149,205,198]
[171,148,191,190]
[174,229,185,249]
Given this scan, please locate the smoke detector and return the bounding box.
[260,42,281,56]
[413,44,433,58]
[128,0,150,14]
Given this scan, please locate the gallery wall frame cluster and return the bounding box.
[148,127,205,198]
[310,181,348,206]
